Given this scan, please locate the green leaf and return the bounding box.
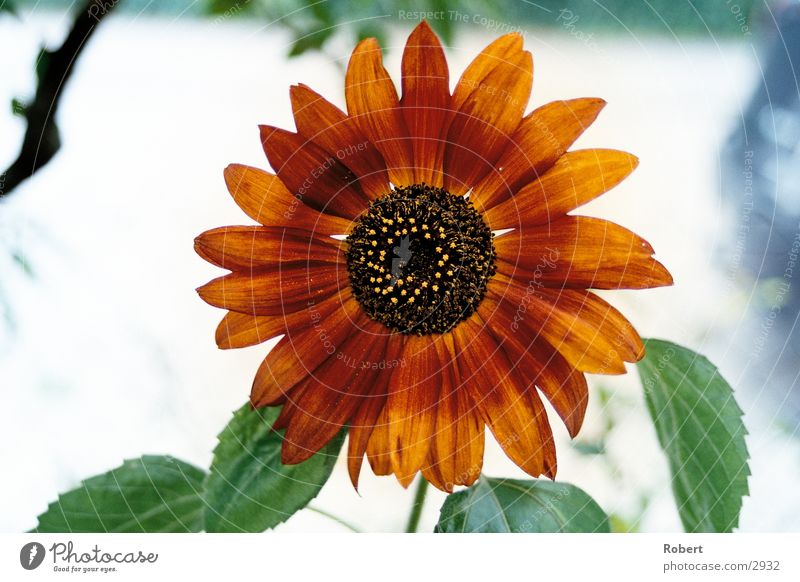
[0,1,16,15]
[638,339,750,532]
[11,97,26,116]
[288,27,334,58]
[34,456,206,533]
[435,477,610,533]
[204,404,344,532]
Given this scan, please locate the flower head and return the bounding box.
[195,22,672,492]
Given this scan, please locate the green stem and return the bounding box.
[404,477,430,533]
[306,506,362,533]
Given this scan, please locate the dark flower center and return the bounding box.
[346,184,496,335]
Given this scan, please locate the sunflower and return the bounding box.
[195,21,672,492]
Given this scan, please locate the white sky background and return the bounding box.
[1,9,799,532]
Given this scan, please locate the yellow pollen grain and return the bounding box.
[424,233,431,239]
[400,289,407,296]
[408,218,415,224]
[432,284,439,292]
[447,270,453,276]
[414,288,421,295]
[371,240,377,247]
[408,296,415,303]
[442,254,449,261]
[435,272,441,279]
[411,226,418,233]
[438,260,444,267]
[374,287,380,293]
[391,297,398,304]
[387,238,393,244]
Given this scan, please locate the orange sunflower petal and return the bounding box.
[366,405,394,477]
[215,311,276,349]
[487,274,644,374]
[194,225,343,272]
[493,216,673,290]
[260,125,370,220]
[196,262,346,316]
[476,294,588,437]
[421,334,484,492]
[451,33,524,112]
[250,294,359,407]
[281,318,388,464]
[290,83,390,198]
[347,332,405,489]
[386,334,442,487]
[443,49,533,195]
[215,285,353,349]
[345,38,414,187]
[223,163,352,234]
[471,98,607,211]
[484,149,639,227]
[452,317,557,479]
[400,21,451,188]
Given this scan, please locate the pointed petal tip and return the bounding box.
[354,36,380,54]
[396,472,417,488]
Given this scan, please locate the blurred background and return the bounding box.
[2,0,799,532]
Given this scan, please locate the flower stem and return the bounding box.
[404,477,429,533]
[306,505,362,533]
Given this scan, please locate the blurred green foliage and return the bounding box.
[9,0,758,59]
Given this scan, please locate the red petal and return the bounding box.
[400,21,451,188]
[345,38,414,187]
[386,334,442,487]
[194,226,343,271]
[260,125,370,220]
[452,317,557,479]
[493,216,673,290]
[290,83,390,199]
[471,99,607,211]
[223,164,352,234]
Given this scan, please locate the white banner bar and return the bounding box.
[2,533,797,581]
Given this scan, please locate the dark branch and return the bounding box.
[0,0,118,200]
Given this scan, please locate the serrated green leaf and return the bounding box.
[638,339,750,532]
[435,477,610,533]
[34,456,206,533]
[204,404,344,533]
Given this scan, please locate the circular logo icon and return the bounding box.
[20,542,46,570]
